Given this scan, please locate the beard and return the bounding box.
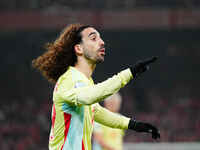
[83,49,104,64]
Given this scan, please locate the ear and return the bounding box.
[74,44,83,55]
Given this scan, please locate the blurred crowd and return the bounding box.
[0,0,200,11]
[0,98,51,150]
[122,88,200,142]
[0,88,199,150]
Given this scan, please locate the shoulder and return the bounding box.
[57,69,74,85]
[57,67,87,89]
[62,67,86,83]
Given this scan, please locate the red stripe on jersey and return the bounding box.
[91,106,95,125]
[82,139,85,150]
[52,104,56,128]
[61,112,71,150]
[50,104,56,141]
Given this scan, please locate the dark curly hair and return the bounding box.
[32,23,92,84]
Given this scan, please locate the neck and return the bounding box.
[74,57,96,79]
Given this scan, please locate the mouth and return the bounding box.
[99,48,105,55]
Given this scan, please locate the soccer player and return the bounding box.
[93,93,124,150]
[32,23,160,150]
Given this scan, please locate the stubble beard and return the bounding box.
[84,51,104,65]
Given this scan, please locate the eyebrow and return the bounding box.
[88,32,97,37]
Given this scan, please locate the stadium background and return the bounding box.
[0,1,200,150]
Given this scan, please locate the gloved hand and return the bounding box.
[128,119,160,140]
[130,56,158,78]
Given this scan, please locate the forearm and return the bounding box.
[94,104,130,129]
[57,68,133,105]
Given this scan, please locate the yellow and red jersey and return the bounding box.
[49,66,133,150]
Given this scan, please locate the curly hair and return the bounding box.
[32,23,92,84]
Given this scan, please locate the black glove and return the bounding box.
[130,56,158,78]
[128,119,160,140]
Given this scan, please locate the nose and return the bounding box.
[100,38,105,47]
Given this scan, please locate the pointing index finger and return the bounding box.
[142,56,158,66]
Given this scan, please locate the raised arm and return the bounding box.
[55,56,158,106]
[55,68,133,105]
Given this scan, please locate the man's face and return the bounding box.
[79,27,105,64]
